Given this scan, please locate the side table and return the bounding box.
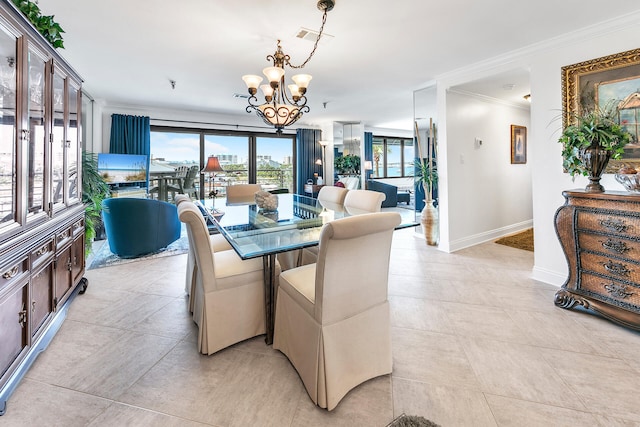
[304,183,324,197]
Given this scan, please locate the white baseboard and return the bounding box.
[531,266,565,287]
[447,220,533,252]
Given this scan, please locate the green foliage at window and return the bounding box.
[11,0,65,49]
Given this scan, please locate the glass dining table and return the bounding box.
[198,193,418,344]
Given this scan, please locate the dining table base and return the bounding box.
[262,253,277,345]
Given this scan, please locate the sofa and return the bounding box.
[102,197,181,258]
[366,180,399,207]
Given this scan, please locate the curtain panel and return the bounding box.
[296,129,322,195]
[109,114,151,156]
[364,132,373,181]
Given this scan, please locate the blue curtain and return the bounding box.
[364,132,373,181]
[109,114,151,156]
[296,129,322,195]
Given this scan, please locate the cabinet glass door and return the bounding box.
[0,26,17,228]
[51,71,64,207]
[67,82,79,202]
[26,47,47,216]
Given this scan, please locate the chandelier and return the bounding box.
[242,0,335,134]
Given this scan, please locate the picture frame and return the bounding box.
[510,125,527,164]
[561,48,640,172]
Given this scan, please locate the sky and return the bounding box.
[150,132,293,164]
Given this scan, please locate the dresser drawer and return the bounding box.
[580,272,640,311]
[578,232,640,258]
[30,239,55,270]
[577,211,640,237]
[580,252,640,284]
[0,257,29,292]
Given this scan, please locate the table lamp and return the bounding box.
[201,155,224,198]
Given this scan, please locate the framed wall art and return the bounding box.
[511,125,527,164]
[561,48,640,172]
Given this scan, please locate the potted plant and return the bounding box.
[82,151,110,256]
[558,103,632,192]
[415,119,439,246]
[334,154,361,175]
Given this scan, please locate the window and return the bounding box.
[150,127,295,199]
[371,136,414,178]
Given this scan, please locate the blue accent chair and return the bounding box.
[366,180,398,207]
[101,197,181,258]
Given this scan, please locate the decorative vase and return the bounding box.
[579,142,611,193]
[421,199,439,246]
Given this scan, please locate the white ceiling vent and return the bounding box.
[295,27,334,43]
[233,93,249,99]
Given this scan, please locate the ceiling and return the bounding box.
[38,0,640,132]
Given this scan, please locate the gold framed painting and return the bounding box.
[561,48,640,172]
[511,125,527,164]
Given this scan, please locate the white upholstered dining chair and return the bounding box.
[225,183,262,204]
[178,200,273,355]
[343,189,386,215]
[174,195,231,306]
[273,212,401,410]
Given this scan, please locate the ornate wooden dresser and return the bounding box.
[0,0,85,415]
[555,190,640,329]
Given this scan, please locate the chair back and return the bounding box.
[343,189,386,215]
[318,186,348,205]
[226,183,262,204]
[314,212,400,324]
[178,201,218,290]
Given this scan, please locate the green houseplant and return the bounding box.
[558,103,632,192]
[82,151,110,256]
[334,154,361,175]
[11,0,65,48]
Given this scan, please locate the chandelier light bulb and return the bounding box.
[259,84,274,102]
[291,74,312,94]
[263,66,285,85]
[288,84,301,101]
[242,75,263,95]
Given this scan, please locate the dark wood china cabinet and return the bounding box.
[0,0,85,415]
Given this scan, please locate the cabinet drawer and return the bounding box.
[580,252,640,284]
[72,218,84,238]
[580,272,640,311]
[30,239,55,270]
[55,226,73,250]
[0,257,29,291]
[577,211,640,237]
[578,232,640,258]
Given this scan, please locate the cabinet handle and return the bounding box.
[603,282,635,299]
[18,305,27,328]
[601,239,630,254]
[2,265,19,279]
[32,301,36,312]
[35,245,49,256]
[600,218,629,233]
[603,260,631,276]
[21,129,30,140]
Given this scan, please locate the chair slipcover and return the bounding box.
[366,180,398,207]
[174,195,231,305]
[273,212,401,410]
[101,197,181,258]
[178,200,274,355]
[226,183,262,204]
[343,189,386,215]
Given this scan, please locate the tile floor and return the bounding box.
[3,228,640,426]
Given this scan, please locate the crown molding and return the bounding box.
[447,88,531,111]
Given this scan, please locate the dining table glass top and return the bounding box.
[198,193,418,260]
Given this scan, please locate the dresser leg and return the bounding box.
[554,289,589,310]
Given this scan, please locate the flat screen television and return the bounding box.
[97,153,148,187]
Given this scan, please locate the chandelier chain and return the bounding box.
[286,10,328,69]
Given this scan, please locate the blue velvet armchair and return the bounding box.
[102,197,181,258]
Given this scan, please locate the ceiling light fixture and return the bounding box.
[242,0,335,134]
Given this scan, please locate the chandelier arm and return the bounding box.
[286,9,328,69]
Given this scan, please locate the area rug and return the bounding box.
[495,228,534,252]
[387,414,440,427]
[87,225,189,270]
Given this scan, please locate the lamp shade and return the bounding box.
[201,156,224,173]
[364,160,373,170]
[315,158,322,165]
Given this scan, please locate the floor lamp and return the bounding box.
[319,140,329,183]
[201,155,224,199]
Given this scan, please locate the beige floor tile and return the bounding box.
[290,376,393,427]
[56,331,178,400]
[539,347,640,421]
[391,327,481,390]
[389,295,454,334]
[461,338,585,410]
[593,415,640,427]
[87,402,210,427]
[130,297,198,340]
[118,341,304,426]
[0,379,112,427]
[485,394,600,427]
[392,378,497,427]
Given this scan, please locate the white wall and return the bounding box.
[529,17,640,285]
[444,91,532,250]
